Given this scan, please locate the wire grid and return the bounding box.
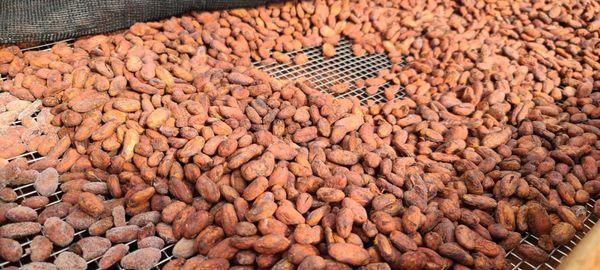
[1,223,174,270]
[506,199,599,270]
[0,37,598,270]
[253,38,406,104]
[0,39,75,82]
[0,150,176,270]
[0,37,402,268]
[10,110,41,126]
[1,171,176,269]
[1,181,176,269]
[0,38,177,269]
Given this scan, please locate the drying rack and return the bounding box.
[0,37,597,270]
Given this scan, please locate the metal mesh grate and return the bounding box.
[506,199,599,270]
[0,37,178,270]
[0,178,175,269]
[255,39,600,269]
[0,39,75,82]
[254,38,405,104]
[10,110,41,126]
[20,38,76,52]
[0,37,597,270]
[0,153,179,270]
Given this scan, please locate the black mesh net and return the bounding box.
[0,0,281,44]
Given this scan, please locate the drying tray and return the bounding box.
[0,37,597,270]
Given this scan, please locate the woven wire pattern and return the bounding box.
[505,199,598,270]
[0,37,176,269]
[0,38,597,270]
[254,38,405,104]
[254,39,599,270]
[0,186,175,270]
[0,149,177,269]
[0,39,76,83]
[0,152,178,270]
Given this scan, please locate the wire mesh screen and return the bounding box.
[1,186,175,269]
[0,36,177,270]
[253,40,600,269]
[0,37,597,270]
[254,38,405,104]
[0,148,177,269]
[506,199,598,270]
[0,39,76,83]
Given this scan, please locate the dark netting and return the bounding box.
[0,0,282,44]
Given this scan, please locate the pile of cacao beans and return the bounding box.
[1,0,600,269]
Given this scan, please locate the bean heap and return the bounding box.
[1,0,600,269]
